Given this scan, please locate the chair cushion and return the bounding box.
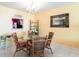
[17,40,26,47]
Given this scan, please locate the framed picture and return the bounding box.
[50,13,69,27]
[12,18,23,29]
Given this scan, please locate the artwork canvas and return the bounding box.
[50,13,69,28]
[12,18,23,29]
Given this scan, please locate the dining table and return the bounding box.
[24,35,46,56]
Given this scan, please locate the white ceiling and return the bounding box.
[0,2,70,13]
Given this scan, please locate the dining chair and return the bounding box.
[31,38,46,57]
[12,32,27,57]
[27,39,32,56]
[45,32,54,54]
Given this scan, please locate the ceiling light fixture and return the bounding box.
[19,2,45,13]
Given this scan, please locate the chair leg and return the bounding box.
[43,53,45,57]
[50,47,53,54]
[43,51,45,57]
[13,49,19,57]
[13,50,17,57]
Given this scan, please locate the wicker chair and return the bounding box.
[12,33,27,56]
[45,32,54,54]
[27,39,32,56]
[31,38,46,57]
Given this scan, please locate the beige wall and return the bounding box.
[0,3,79,48]
[0,5,35,35]
[36,3,79,48]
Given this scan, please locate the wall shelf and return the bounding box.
[30,20,39,36]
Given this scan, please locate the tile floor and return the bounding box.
[0,38,79,57]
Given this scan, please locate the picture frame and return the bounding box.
[12,18,23,29]
[50,13,69,28]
